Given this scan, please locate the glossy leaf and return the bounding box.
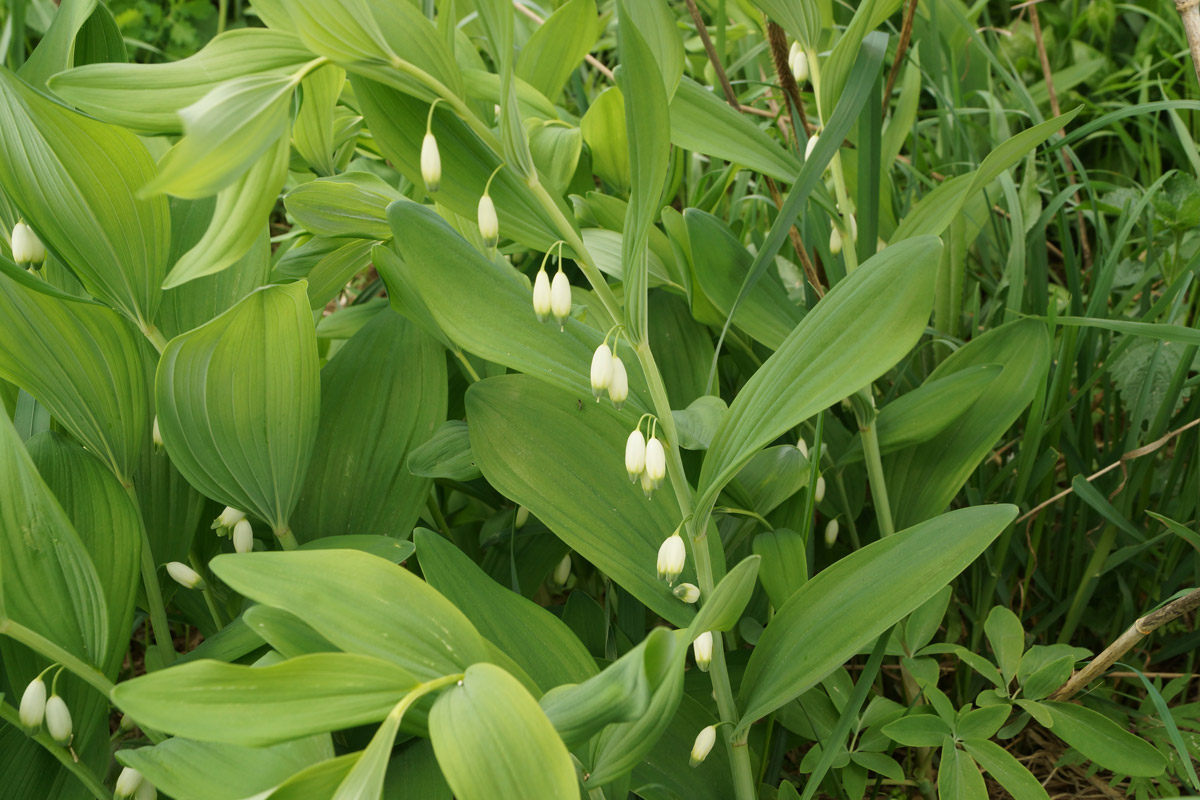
[737,505,1016,731]
[430,663,577,800]
[155,282,319,533]
[210,549,490,679]
[112,653,418,746]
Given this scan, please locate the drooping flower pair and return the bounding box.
[626,414,666,497]
[590,328,630,409]
[532,242,572,329]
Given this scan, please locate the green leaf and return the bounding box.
[268,753,359,800]
[112,653,419,746]
[881,713,952,747]
[48,28,313,133]
[1042,701,1166,777]
[737,505,1016,731]
[407,421,481,481]
[669,77,801,182]
[415,529,597,691]
[0,262,149,480]
[290,311,445,541]
[294,63,346,177]
[938,744,988,800]
[886,319,1049,528]
[752,528,808,609]
[26,432,139,677]
[515,0,601,101]
[581,87,629,191]
[163,133,290,288]
[117,736,333,800]
[729,446,811,516]
[156,282,320,534]
[0,413,108,665]
[955,705,1010,740]
[285,172,402,240]
[984,606,1025,685]
[0,66,170,325]
[19,0,97,90]
[243,605,336,658]
[143,72,298,198]
[430,663,577,800]
[279,237,377,311]
[210,549,490,679]
[962,739,1050,800]
[689,555,760,636]
[672,396,727,450]
[1056,315,1200,347]
[331,698,405,800]
[383,200,651,409]
[466,374,696,628]
[698,236,943,518]
[750,0,822,49]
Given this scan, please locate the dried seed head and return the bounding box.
[166,561,205,591]
[19,676,46,731]
[608,356,628,410]
[656,533,686,585]
[625,429,647,482]
[420,133,441,193]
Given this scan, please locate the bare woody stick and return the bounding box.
[1049,586,1200,702]
[1179,0,1200,89]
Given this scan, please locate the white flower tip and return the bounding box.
[134,780,158,800]
[19,676,46,730]
[533,270,552,322]
[673,583,700,603]
[657,533,686,585]
[166,561,205,590]
[11,221,46,265]
[829,226,843,255]
[115,767,144,798]
[151,417,163,449]
[608,356,628,409]
[805,135,818,161]
[625,429,647,482]
[553,553,572,586]
[824,518,839,548]
[550,271,572,328]
[44,695,72,745]
[693,631,713,672]
[590,344,613,398]
[689,724,717,767]
[478,194,499,247]
[212,506,246,531]
[645,437,666,488]
[790,48,809,84]
[796,437,809,458]
[421,133,441,193]
[515,505,529,529]
[232,519,254,554]
[815,474,826,503]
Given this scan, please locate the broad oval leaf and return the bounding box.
[430,663,577,800]
[466,373,696,627]
[1042,701,1166,777]
[698,236,943,517]
[112,653,419,746]
[155,282,320,533]
[0,66,170,325]
[210,549,491,679]
[736,505,1016,732]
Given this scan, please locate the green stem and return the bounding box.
[1059,523,1118,643]
[0,701,109,800]
[0,620,113,697]
[392,672,464,719]
[274,524,299,550]
[806,48,858,274]
[140,324,169,355]
[125,485,177,666]
[217,0,228,34]
[859,421,894,536]
[190,552,227,630]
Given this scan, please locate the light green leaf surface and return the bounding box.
[1042,701,1166,777]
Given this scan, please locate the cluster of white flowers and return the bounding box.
[787,42,809,84]
[590,333,629,409]
[531,243,572,329]
[421,101,503,251]
[19,667,73,748]
[626,415,666,498]
[211,506,255,553]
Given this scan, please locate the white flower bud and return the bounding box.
[232,519,254,554]
[134,780,157,800]
[689,724,717,766]
[790,47,809,84]
[11,221,46,265]
[45,695,72,745]
[515,505,529,529]
[829,226,843,255]
[625,430,646,482]
[590,344,613,399]
[478,194,499,247]
[550,271,572,328]
[657,533,686,585]
[824,518,839,547]
[608,356,628,410]
[640,468,656,498]
[796,437,809,458]
[553,554,571,586]
[19,676,46,730]
[673,583,700,603]
[644,437,666,489]
[815,474,826,503]
[115,767,144,798]
[420,133,441,193]
[212,506,246,531]
[805,134,818,162]
[151,417,163,450]
[166,562,205,591]
[693,631,713,672]
[533,269,552,323]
